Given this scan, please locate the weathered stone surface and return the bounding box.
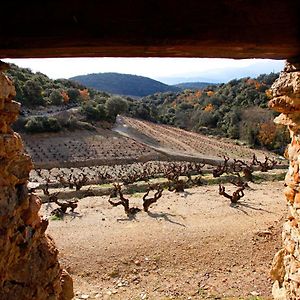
[270,60,300,299]
[271,249,285,283]
[271,71,300,98]
[0,63,73,299]
[0,236,63,300]
[274,113,300,130]
[0,100,20,134]
[0,132,23,159]
[273,280,287,300]
[0,154,33,186]
[269,96,300,113]
[284,186,296,204]
[0,73,16,105]
[0,100,21,122]
[60,270,75,300]
[285,62,300,73]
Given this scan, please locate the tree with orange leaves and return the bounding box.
[79,89,90,102]
[61,91,70,104]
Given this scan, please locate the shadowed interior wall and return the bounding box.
[0,0,299,59]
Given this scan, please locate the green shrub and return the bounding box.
[49,90,64,105]
[105,96,128,120]
[25,116,62,133]
[81,101,107,121]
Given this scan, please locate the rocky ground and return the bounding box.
[41,180,286,300]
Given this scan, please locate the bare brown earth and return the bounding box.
[23,116,287,299]
[113,116,278,162]
[42,180,287,300]
[21,116,281,169]
[21,128,163,169]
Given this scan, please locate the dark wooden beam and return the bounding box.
[0,0,299,59]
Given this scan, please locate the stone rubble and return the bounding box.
[269,60,300,299]
[0,61,74,299]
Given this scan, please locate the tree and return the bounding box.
[67,88,81,103]
[23,79,45,106]
[81,101,107,121]
[25,116,61,133]
[49,90,64,105]
[105,96,128,120]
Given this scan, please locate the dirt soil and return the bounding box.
[114,116,279,162]
[21,116,283,169]
[42,180,287,300]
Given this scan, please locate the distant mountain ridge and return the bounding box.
[70,72,181,97]
[173,82,218,90]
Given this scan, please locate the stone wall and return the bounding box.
[269,60,300,299]
[0,61,73,300]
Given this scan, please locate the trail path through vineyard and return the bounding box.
[43,181,286,300]
[22,115,282,169]
[113,116,277,163]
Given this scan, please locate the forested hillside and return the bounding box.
[127,73,289,153]
[70,72,180,97]
[6,64,129,132]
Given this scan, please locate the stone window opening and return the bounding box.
[1,57,299,299]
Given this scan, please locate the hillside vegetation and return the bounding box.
[127,73,289,153]
[6,64,288,153]
[6,64,129,132]
[70,72,180,97]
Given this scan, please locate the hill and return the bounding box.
[128,73,289,153]
[5,64,288,154]
[173,81,217,90]
[70,72,180,97]
[5,64,132,133]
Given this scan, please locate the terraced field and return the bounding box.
[21,128,163,169]
[21,116,282,169]
[114,116,279,161]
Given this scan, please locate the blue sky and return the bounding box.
[3,58,284,84]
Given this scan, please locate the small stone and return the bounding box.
[134,260,141,266]
[80,295,89,299]
[250,291,260,296]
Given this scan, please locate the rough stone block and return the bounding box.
[0,74,16,103]
[0,66,73,299]
[0,132,23,159]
